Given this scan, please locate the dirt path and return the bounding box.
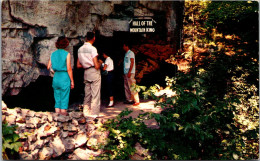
[99,99,162,128]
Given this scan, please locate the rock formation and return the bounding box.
[2,0,184,96]
[2,101,150,160]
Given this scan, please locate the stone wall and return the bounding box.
[2,0,184,96]
[2,101,151,160]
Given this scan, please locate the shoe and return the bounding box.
[133,102,140,106]
[107,103,114,108]
[86,115,98,120]
[124,100,134,104]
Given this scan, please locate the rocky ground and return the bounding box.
[2,100,161,160]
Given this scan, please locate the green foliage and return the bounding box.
[99,53,258,160]
[203,1,259,45]
[96,109,153,160]
[2,122,22,159]
[203,1,258,28]
[130,83,147,93]
[98,57,258,160]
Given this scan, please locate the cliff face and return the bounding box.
[2,0,184,96]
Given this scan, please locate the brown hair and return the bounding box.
[55,36,69,49]
[86,32,95,41]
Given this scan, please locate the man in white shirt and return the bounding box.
[123,42,140,106]
[77,32,102,118]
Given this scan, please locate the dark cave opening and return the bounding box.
[2,75,55,112]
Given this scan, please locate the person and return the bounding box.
[77,32,102,118]
[101,51,114,107]
[122,41,140,106]
[47,36,74,116]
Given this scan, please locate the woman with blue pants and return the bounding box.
[47,37,74,115]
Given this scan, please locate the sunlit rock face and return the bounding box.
[2,0,183,96]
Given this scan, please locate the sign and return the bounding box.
[129,19,156,33]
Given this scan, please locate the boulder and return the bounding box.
[43,136,52,145]
[134,142,151,156]
[72,148,102,159]
[25,123,35,129]
[62,137,75,153]
[5,115,16,125]
[69,111,83,119]
[40,117,48,124]
[46,112,53,122]
[86,123,96,134]
[2,101,7,110]
[2,115,6,122]
[6,108,18,116]
[31,149,40,160]
[34,139,45,149]
[50,136,65,158]
[19,152,33,160]
[61,131,69,138]
[74,133,88,148]
[14,107,22,113]
[72,119,79,126]
[130,154,145,160]
[27,133,37,142]
[78,117,86,124]
[16,116,26,123]
[21,109,29,118]
[26,117,40,128]
[78,124,87,133]
[39,147,54,160]
[23,142,30,152]
[63,124,69,131]
[68,124,78,132]
[35,112,45,118]
[72,148,91,160]
[87,130,109,150]
[36,123,50,138]
[46,126,58,136]
[55,114,70,122]
[28,142,36,151]
[26,110,36,117]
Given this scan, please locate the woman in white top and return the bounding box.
[102,52,114,107]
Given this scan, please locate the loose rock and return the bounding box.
[50,136,65,158]
[78,117,86,124]
[69,111,83,119]
[74,133,88,148]
[72,148,91,160]
[62,138,75,153]
[2,101,7,110]
[72,119,79,126]
[6,115,16,125]
[87,130,109,150]
[39,147,54,160]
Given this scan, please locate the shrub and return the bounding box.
[2,122,22,160]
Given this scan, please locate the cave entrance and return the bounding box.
[71,31,145,106]
[2,75,55,112]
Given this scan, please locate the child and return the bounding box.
[102,52,114,107]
